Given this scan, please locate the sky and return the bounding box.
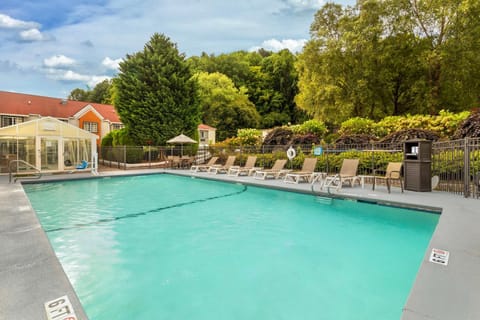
[0,0,354,99]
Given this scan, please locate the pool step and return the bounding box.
[315,196,333,205]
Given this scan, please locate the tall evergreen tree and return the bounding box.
[114,33,200,145]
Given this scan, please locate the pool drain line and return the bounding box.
[45,185,248,233]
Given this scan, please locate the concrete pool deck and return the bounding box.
[1,168,479,320]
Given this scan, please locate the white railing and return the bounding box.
[9,160,42,183]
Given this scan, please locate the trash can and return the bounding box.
[404,140,432,192]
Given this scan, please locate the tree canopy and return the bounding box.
[194,71,260,141]
[68,79,112,104]
[296,0,480,126]
[188,49,305,127]
[114,33,200,145]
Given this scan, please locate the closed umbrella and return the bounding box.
[167,134,196,156]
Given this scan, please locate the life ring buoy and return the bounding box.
[286,146,296,160]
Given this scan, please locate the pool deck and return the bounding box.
[1,168,479,320]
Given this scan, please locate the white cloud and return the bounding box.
[46,69,110,88]
[88,75,111,88]
[19,28,48,41]
[61,70,89,81]
[0,13,40,29]
[44,55,76,68]
[250,38,307,53]
[283,0,325,11]
[102,57,122,70]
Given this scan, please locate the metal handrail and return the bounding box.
[9,160,42,183]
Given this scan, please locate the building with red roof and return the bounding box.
[0,91,218,147]
[198,123,216,146]
[0,90,123,145]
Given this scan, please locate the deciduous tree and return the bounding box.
[296,0,480,126]
[194,72,260,141]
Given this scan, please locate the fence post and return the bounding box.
[262,145,265,167]
[148,146,151,168]
[124,145,127,170]
[116,146,120,169]
[464,138,470,198]
[371,142,375,175]
[325,144,329,173]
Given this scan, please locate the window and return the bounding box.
[111,123,124,131]
[83,121,98,133]
[1,116,23,127]
[200,130,208,142]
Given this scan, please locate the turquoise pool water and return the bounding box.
[24,174,439,320]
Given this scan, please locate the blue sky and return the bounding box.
[0,0,354,98]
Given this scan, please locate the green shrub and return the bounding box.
[431,110,470,138]
[101,132,114,146]
[374,110,470,139]
[111,128,135,146]
[338,117,376,136]
[212,137,242,149]
[237,128,262,146]
[291,119,328,137]
[244,150,288,168]
[373,116,402,137]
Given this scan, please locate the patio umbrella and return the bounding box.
[167,134,197,156]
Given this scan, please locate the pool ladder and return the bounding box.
[311,181,334,205]
[9,160,42,183]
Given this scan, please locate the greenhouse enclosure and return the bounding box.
[0,117,98,174]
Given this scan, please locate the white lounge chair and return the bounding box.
[284,158,318,184]
[190,156,219,172]
[227,156,262,176]
[209,156,237,174]
[254,159,289,180]
[322,159,360,190]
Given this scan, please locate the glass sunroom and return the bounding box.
[0,117,98,173]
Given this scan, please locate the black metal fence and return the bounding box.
[432,138,480,198]
[99,138,480,198]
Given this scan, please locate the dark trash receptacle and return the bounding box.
[404,140,432,192]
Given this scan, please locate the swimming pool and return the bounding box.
[24,174,439,320]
